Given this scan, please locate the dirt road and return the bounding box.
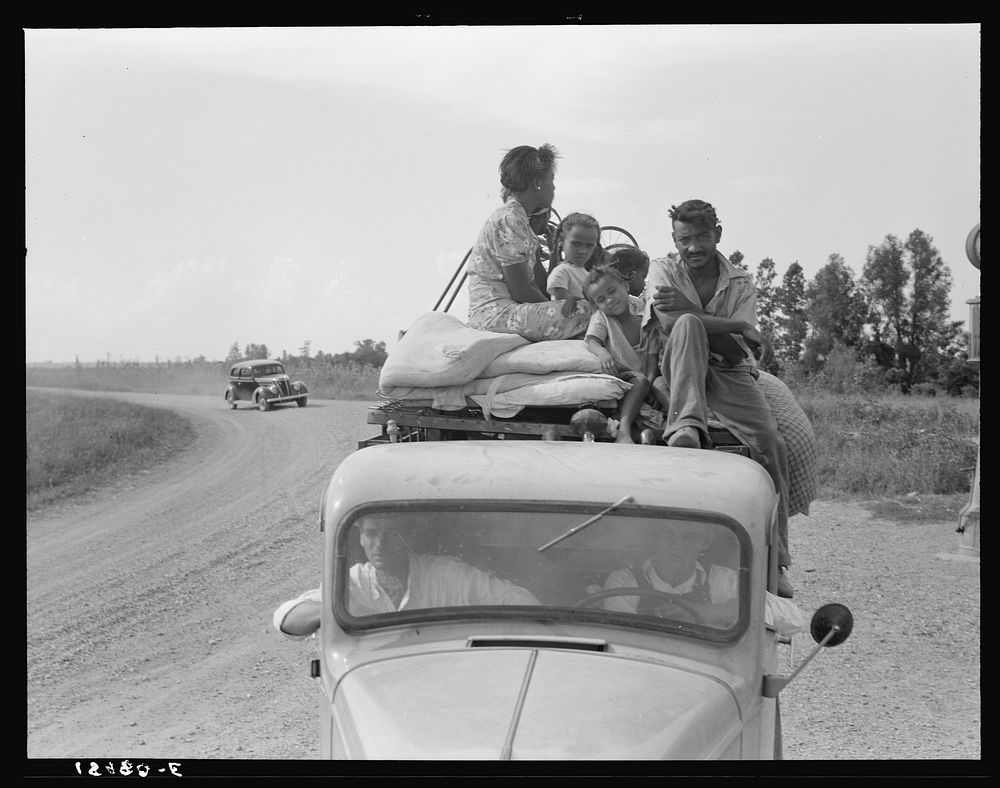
[27,392,373,762]
[26,392,980,764]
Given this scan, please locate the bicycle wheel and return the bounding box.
[540,207,562,270]
[599,225,638,251]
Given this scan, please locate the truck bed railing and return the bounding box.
[360,402,751,455]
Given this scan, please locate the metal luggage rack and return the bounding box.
[360,401,620,448]
[360,401,751,455]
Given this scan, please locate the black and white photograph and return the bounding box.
[26,23,980,773]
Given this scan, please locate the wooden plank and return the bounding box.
[368,407,582,438]
[367,405,749,451]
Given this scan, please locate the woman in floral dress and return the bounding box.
[467,144,592,341]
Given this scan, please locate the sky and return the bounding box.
[25,24,981,364]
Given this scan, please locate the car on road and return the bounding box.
[225,359,308,411]
[310,436,853,759]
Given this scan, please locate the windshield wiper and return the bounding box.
[537,495,634,552]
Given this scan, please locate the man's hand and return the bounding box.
[652,285,700,314]
[741,326,774,368]
[709,334,747,366]
[653,599,697,623]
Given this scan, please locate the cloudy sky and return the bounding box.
[25,24,980,363]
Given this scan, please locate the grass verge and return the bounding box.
[798,392,978,497]
[796,391,978,524]
[26,390,196,512]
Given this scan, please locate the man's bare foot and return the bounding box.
[666,426,701,449]
[615,430,635,444]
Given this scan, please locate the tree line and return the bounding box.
[220,227,975,398]
[224,338,388,370]
[736,228,977,397]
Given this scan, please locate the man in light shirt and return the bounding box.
[646,199,794,598]
[602,523,803,636]
[273,517,538,639]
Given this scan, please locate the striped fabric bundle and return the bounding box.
[756,371,818,516]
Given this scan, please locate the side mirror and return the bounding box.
[763,603,854,698]
[810,602,854,647]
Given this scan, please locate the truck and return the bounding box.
[303,220,853,760]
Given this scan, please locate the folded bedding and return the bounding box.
[380,312,604,389]
[379,312,530,389]
[378,371,632,418]
[376,311,817,514]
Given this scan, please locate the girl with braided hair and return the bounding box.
[546,212,603,318]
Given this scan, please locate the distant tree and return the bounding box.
[225,343,241,364]
[862,231,958,386]
[774,261,807,367]
[904,229,961,384]
[244,343,270,360]
[753,257,779,339]
[729,249,745,270]
[752,257,781,375]
[862,235,908,375]
[327,339,388,368]
[351,339,388,368]
[299,340,312,359]
[802,254,868,371]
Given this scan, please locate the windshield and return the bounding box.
[335,505,749,640]
[254,364,284,376]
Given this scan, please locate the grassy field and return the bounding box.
[798,390,978,523]
[25,359,380,401]
[26,376,979,519]
[26,390,196,512]
[798,391,979,497]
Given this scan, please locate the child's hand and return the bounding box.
[561,296,579,318]
[593,346,617,375]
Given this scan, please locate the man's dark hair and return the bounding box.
[668,199,720,230]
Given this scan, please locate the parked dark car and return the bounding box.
[225,359,308,411]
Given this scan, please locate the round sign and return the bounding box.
[965,223,980,268]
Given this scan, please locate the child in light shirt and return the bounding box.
[583,266,669,443]
[547,212,602,318]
